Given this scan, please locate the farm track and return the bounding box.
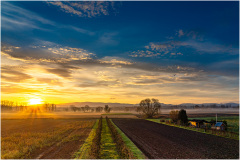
[112,118,239,159]
[33,128,90,159]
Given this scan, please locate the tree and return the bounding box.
[84,105,90,112]
[136,106,142,113]
[104,105,111,113]
[81,107,85,112]
[1,100,14,111]
[178,109,188,125]
[169,110,179,123]
[70,105,77,112]
[96,106,103,112]
[139,98,161,118]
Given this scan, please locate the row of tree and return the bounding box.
[68,105,111,113]
[1,100,28,111]
[1,100,57,112]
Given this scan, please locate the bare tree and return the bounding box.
[140,98,161,118]
[70,105,77,112]
[104,105,111,113]
[84,105,90,112]
[96,106,103,112]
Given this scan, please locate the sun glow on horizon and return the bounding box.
[29,98,43,105]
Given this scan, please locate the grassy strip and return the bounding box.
[110,119,146,159]
[99,118,120,159]
[147,119,239,140]
[73,119,99,159]
[106,116,135,159]
[89,117,102,159]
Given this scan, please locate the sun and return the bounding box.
[29,98,43,105]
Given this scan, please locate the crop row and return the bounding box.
[106,116,135,159]
[89,117,102,159]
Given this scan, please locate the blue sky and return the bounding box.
[1,1,239,104]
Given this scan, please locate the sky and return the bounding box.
[1,1,239,105]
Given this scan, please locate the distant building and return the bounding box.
[212,122,226,131]
[189,119,227,131]
[189,119,207,128]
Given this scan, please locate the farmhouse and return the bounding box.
[212,122,226,131]
[189,119,207,128]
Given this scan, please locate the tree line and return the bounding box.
[1,100,57,112]
[67,105,111,113]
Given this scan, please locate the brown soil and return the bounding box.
[112,118,239,159]
[31,128,90,159]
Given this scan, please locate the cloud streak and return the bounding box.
[47,1,118,18]
[130,29,238,58]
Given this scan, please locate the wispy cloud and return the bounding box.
[130,29,238,58]
[2,2,55,31]
[2,2,95,36]
[47,1,118,18]
[100,56,133,65]
[129,41,183,58]
[98,32,119,45]
[68,26,95,36]
[2,43,96,63]
[177,29,184,37]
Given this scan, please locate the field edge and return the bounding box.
[110,119,146,159]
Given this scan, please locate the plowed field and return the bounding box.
[112,119,239,159]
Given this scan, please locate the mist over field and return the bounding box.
[1,1,239,159]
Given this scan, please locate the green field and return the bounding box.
[147,116,239,140]
[189,116,239,133]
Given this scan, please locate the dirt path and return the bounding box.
[112,118,239,159]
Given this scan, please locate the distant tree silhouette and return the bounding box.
[70,105,77,112]
[81,107,85,112]
[84,105,90,112]
[139,98,161,118]
[104,105,111,113]
[1,100,14,111]
[136,106,142,113]
[96,106,103,112]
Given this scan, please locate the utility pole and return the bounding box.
[216,113,217,123]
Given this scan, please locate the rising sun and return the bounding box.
[29,98,43,105]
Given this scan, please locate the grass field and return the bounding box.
[189,116,239,133]
[147,116,239,140]
[1,119,95,159]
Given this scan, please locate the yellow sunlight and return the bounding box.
[29,98,43,105]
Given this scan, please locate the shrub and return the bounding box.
[169,110,179,123]
[178,109,188,125]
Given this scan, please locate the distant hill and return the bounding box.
[57,102,136,108]
[57,102,239,108]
